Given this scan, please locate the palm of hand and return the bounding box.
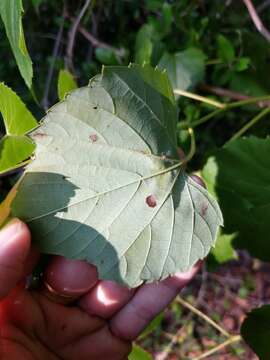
[1,287,130,360]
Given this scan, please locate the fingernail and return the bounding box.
[44,256,98,296]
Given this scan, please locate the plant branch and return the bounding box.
[173,89,225,109]
[191,335,242,360]
[67,15,125,58]
[242,0,270,42]
[41,11,65,110]
[230,107,270,141]
[177,297,230,338]
[199,84,270,107]
[188,95,270,128]
[66,0,92,71]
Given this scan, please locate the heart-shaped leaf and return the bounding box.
[11,64,223,287]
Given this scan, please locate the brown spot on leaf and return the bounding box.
[201,203,208,217]
[89,134,98,142]
[93,106,98,109]
[32,132,47,138]
[146,195,157,208]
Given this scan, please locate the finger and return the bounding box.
[42,256,98,303]
[190,174,206,188]
[79,280,135,319]
[110,262,201,340]
[0,218,31,299]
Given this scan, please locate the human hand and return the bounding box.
[0,218,200,360]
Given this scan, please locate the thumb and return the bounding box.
[0,218,31,299]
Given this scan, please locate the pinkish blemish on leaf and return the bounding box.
[146,195,157,208]
[32,132,47,138]
[89,134,98,142]
[201,203,208,217]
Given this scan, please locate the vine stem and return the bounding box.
[173,89,225,109]
[230,107,270,141]
[177,297,230,338]
[186,94,270,128]
[191,335,242,360]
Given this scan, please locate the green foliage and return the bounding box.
[202,137,270,262]
[0,83,37,174]
[158,48,206,93]
[217,35,235,63]
[11,65,222,288]
[128,344,152,360]
[0,0,33,89]
[241,305,270,360]
[57,69,78,101]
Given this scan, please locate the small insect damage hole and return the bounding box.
[146,195,157,208]
[89,134,98,142]
[93,106,98,109]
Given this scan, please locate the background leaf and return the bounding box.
[11,65,222,288]
[128,344,152,360]
[0,0,33,89]
[241,305,270,360]
[0,83,36,174]
[158,48,206,94]
[58,69,78,101]
[202,136,270,262]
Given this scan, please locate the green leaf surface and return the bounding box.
[95,48,120,65]
[241,305,270,360]
[0,83,37,135]
[58,70,78,101]
[128,345,152,360]
[0,0,33,89]
[0,83,37,174]
[202,136,270,261]
[211,230,238,264]
[158,48,206,94]
[217,34,235,63]
[135,24,156,65]
[11,65,222,287]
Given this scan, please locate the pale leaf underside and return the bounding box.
[12,65,223,287]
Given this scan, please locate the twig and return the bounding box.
[177,297,230,338]
[242,0,270,42]
[187,95,270,128]
[67,15,125,58]
[257,0,270,13]
[200,84,270,107]
[66,0,92,71]
[230,106,270,141]
[191,335,242,360]
[173,89,225,109]
[41,12,65,110]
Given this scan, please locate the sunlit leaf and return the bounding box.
[58,69,78,101]
[0,0,33,89]
[0,83,36,174]
[12,65,222,287]
[128,345,152,360]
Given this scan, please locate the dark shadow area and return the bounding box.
[211,143,270,262]
[11,172,124,284]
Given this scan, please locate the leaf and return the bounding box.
[95,48,120,65]
[128,345,152,360]
[211,230,238,264]
[0,0,33,89]
[0,178,22,227]
[158,48,206,94]
[241,305,270,360]
[139,312,164,339]
[11,64,223,288]
[135,24,156,65]
[217,34,235,63]
[0,83,37,174]
[202,136,270,262]
[58,70,78,101]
